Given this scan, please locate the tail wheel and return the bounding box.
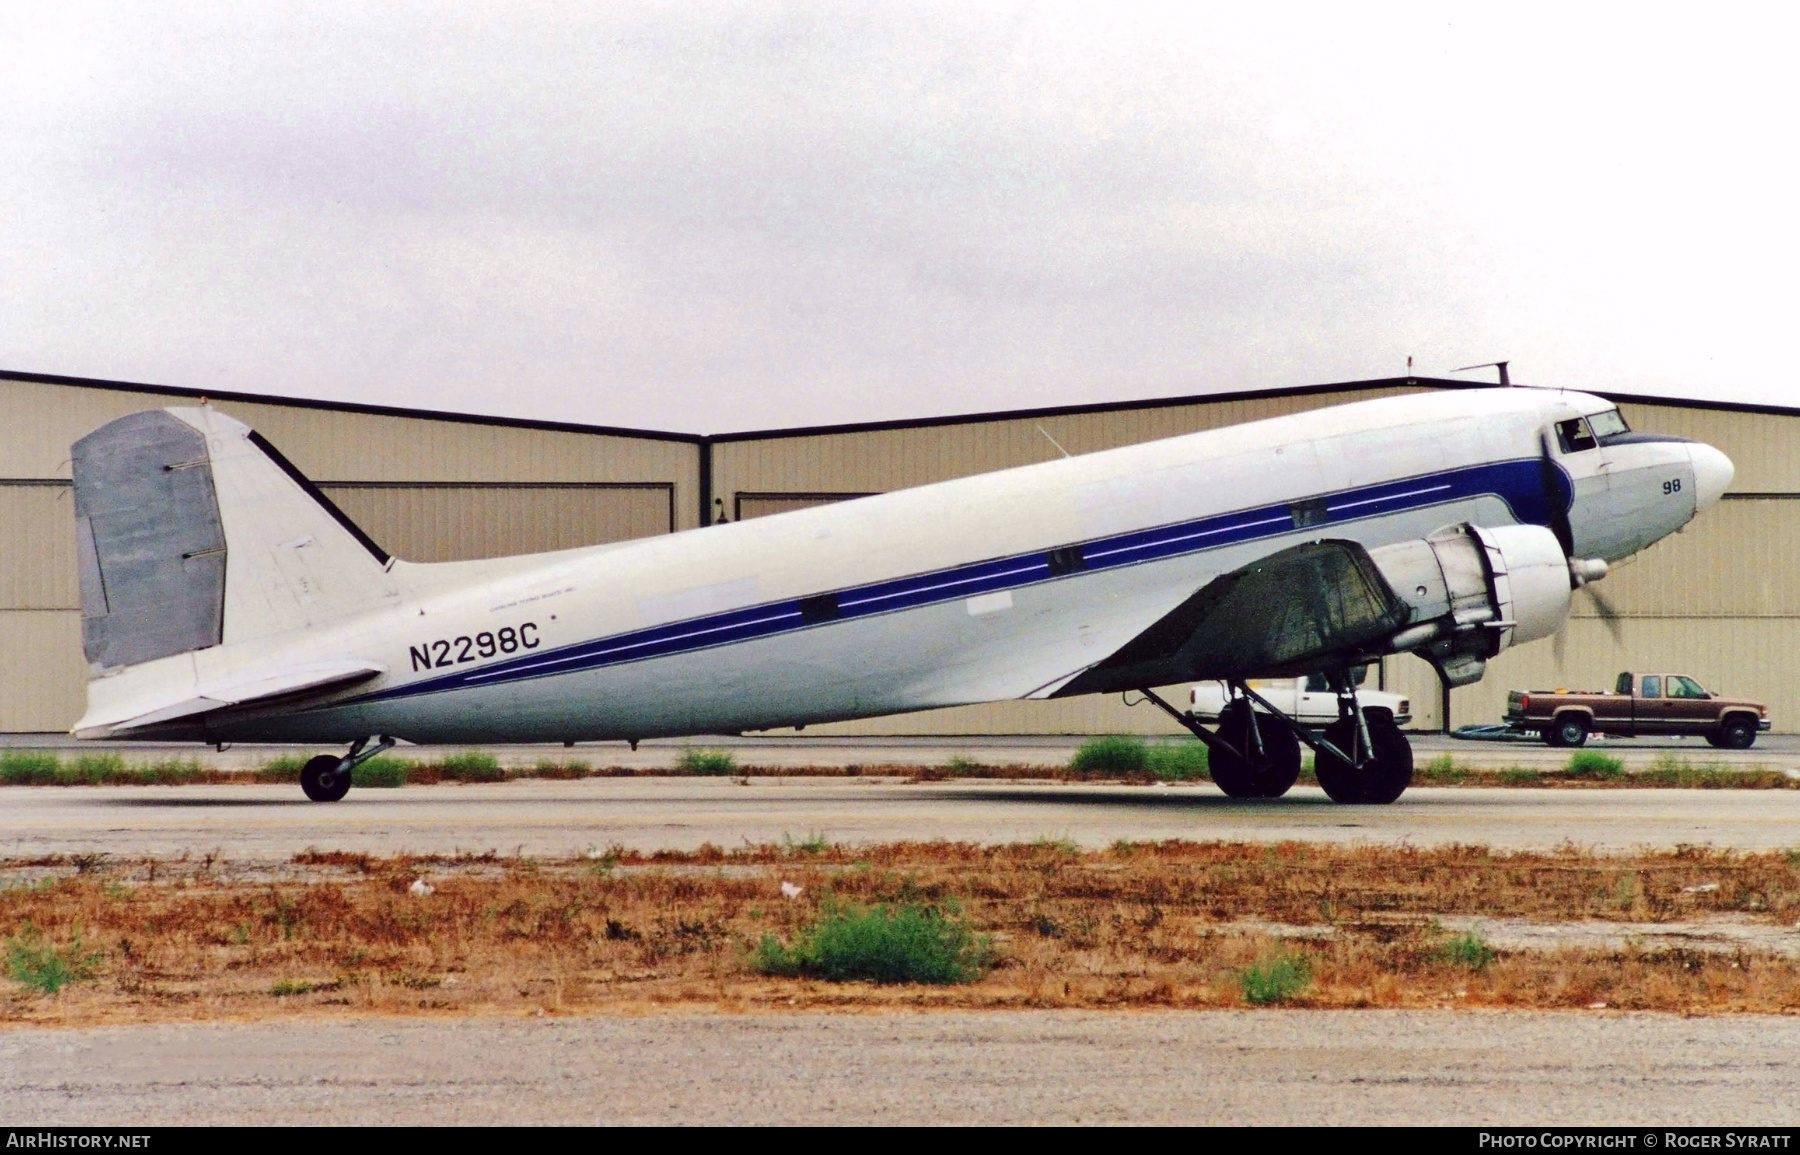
[300,754,352,803]
[1314,710,1413,805]
[1209,700,1302,799]
[1717,716,1757,750]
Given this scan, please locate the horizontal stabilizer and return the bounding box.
[74,660,384,738]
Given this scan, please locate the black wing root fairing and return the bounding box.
[1056,539,1410,697]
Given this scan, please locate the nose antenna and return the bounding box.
[1454,360,1511,386]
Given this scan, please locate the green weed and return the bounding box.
[67,754,126,784]
[1498,767,1540,786]
[678,748,736,775]
[1238,949,1310,1000]
[0,752,60,785]
[1434,931,1497,969]
[1566,750,1625,780]
[532,760,591,780]
[1414,754,1467,785]
[1146,740,1209,780]
[753,899,990,984]
[783,831,832,855]
[946,755,982,776]
[256,755,307,783]
[5,922,102,994]
[1070,735,1149,774]
[439,751,504,782]
[1239,948,1311,1004]
[351,757,407,788]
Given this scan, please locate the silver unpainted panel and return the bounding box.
[71,411,226,669]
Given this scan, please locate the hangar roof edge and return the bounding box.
[0,367,704,444]
[5,367,1790,445]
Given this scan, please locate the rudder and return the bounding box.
[72,407,399,673]
[73,411,229,670]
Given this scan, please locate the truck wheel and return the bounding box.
[1314,710,1413,804]
[1209,700,1302,799]
[1549,714,1589,748]
[1717,716,1757,750]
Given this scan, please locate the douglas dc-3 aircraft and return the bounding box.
[66,388,1732,804]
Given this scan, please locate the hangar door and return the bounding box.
[322,483,675,562]
[733,491,877,521]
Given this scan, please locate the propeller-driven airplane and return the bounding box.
[67,388,1732,804]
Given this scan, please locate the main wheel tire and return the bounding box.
[1314,710,1413,805]
[1718,716,1757,750]
[1551,714,1589,748]
[1208,700,1302,799]
[300,754,351,803]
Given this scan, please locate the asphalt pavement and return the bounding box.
[5,777,1800,859]
[4,1010,1796,1125]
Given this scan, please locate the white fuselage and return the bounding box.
[80,388,1722,744]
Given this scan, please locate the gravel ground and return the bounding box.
[3,1009,1798,1125]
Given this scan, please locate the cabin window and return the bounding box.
[1305,673,1329,693]
[1588,408,1630,441]
[1670,675,1708,698]
[1641,675,1662,697]
[1615,672,1634,694]
[1555,417,1599,453]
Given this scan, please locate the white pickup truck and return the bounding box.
[1189,670,1412,727]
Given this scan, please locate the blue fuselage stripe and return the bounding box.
[351,457,1555,705]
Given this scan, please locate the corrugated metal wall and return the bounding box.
[0,376,701,731]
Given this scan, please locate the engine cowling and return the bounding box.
[1369,523,1577,687]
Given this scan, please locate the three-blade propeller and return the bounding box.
[1540,431,1624,664]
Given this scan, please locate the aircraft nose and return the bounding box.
[1689,442,1734,512]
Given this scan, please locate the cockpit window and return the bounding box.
[1588,408,1630,441]
[1556,417,1598,453]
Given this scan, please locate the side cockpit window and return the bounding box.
[1588,408,1630,441]
[1556,417,1598,453]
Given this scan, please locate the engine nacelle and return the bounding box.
[1369,523,1576,687]
[1054,521,1603,697]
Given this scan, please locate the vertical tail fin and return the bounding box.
[72,406,398,673]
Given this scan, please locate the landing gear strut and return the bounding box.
[299,736,396,803]
[1137,672,1412,805]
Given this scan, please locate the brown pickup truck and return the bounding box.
[1505,672,1770,749]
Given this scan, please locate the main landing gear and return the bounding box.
[1138,674,1413,805]
[299,736,396,803]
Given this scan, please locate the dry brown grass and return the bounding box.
[4,840,1799,1025]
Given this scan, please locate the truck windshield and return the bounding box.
[1670,676,1708,698]
[1641,675,1662,697]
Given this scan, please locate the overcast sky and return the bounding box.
[3,4,1796,432]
